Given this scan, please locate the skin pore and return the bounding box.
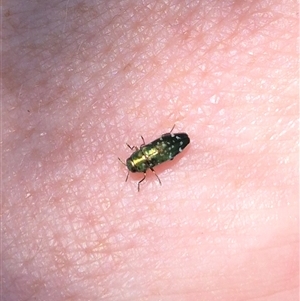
[3,0,298,300]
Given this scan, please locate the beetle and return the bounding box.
[118,126,190,191]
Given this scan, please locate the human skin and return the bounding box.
[3,0,299,300]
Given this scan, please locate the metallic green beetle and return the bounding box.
[118,127,190,191]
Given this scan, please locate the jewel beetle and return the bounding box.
[118,126,190,191]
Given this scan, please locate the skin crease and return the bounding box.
[3,0,298,300]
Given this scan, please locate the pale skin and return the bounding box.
[3,0,298,300]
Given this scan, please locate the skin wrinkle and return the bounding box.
[3,0,298,300]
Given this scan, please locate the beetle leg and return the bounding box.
[150,167,162,186]
[138,173,146,192]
